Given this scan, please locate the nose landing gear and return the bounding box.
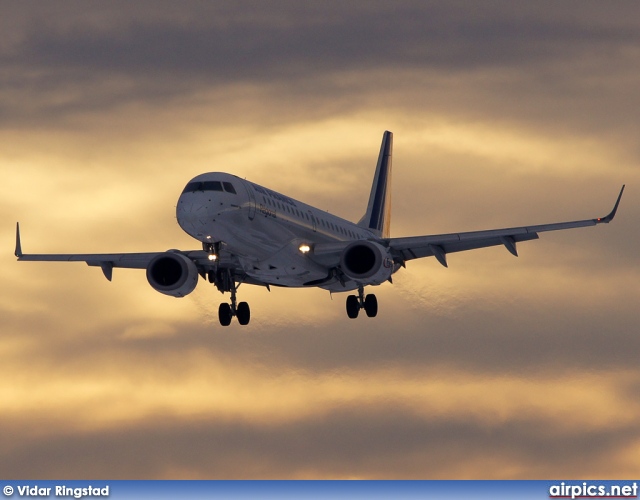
[346,285,377,319]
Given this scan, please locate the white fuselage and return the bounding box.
[176,172,377,290]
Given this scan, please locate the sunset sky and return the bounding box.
[1,1,639,478]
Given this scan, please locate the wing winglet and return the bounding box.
[597,185,625,223]
[15,222,23,258]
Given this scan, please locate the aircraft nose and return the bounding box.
[177,196,194,220]
[176,195,207,234]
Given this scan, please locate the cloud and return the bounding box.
[2,398,639,479]
[2,1,640,137]
[10,2,640,79]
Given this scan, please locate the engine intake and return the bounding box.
[146,251,199,297]
[339,240,394,285]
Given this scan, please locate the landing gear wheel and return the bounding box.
[237,301,251,325]
[364,294,378,317]
[346,295,359,319]
[218,303,232,326]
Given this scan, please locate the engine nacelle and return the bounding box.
[146,251,199,297]
[339,240,394,285]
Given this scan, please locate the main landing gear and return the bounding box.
[208,267,251,326]
[346,285,378,319]
[217,288,250,326]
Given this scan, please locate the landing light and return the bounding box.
[299,244,311,254]
[208,254,218,261]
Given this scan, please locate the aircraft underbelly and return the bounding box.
[241,234,328,287]
[184,202,367,289]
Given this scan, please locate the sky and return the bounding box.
[1,1,639,479]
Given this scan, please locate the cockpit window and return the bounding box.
[182,181,224,194]
[223,182,237,194]
[182,182,199,194]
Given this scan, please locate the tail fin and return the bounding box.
[357,131,393,238]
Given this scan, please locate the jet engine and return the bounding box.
[146,251,199,297]
[339,240,394,285]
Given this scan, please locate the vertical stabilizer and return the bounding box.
[357,131,393,238]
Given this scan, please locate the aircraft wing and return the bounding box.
[14,223,246,282]
[386,185,625,267]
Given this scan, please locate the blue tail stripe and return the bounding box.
[369,160,389,231]
[368,133,392,231]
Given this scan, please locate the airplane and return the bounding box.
[15,131,624,326]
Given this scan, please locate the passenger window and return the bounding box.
[223,182,237,194]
